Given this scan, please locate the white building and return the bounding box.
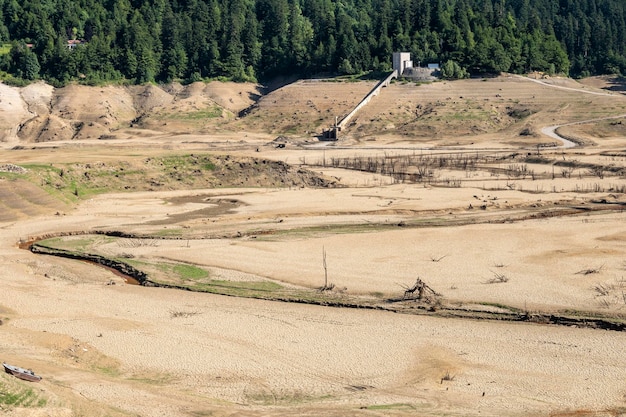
[392,52,413,76]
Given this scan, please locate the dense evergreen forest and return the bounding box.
[0,0,625,85]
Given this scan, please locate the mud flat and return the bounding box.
[1,75,626,417]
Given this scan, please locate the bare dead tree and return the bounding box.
[319,246,334,292]
[400,277,441,302]
[485,270,509,284]
[323,246,328,288]
[575,264,604,276]
[430,254,448,262]
[588,166,605,179]
[561,166,574,178]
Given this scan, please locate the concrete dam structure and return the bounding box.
[322,51,439,140]
[323,69,398,140]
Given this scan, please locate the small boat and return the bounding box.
[3,362,42,382]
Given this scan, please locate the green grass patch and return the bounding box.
[124,259,210,284]
[475,302,524,313]
[0,380,47,408]
[448,110,491,121]
[281,125,299,134]
[36,235,113,253]
[255,217,458,241]
[365,403,417,411]
[156,154,216,172]
[157,263,209,280]
[153,228,186,237]
[192,279,282,295]
[164,106,222,120]
[127,372,174,385]
[261,216,470,241]
[21,156,217,202]
[0,71,32,87]
[94,365,121,377]
[560,308,626,321]
[21,163,62,172]
[16,164,87,202]
[260,223,397,240]
[35,236,76,250]
[0,170,26,180]
[124,257,284,297]
[246,389,332,406]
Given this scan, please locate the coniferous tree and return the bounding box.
[9,41,40,79]
[0,0,623,84]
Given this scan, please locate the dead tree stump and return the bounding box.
[402,277,440,302]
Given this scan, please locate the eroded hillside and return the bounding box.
[2,74,626,149]
[0,81,262,144]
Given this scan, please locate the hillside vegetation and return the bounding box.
[1,0,625,85]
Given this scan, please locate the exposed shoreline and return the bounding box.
[1,75,626,417]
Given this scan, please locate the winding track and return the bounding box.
[520,75,626,148]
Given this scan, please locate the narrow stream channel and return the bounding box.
[20,237,140,285]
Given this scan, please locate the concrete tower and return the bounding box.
[392,52,412,76]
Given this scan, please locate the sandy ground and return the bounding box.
[1,75,626,417]
[2,191,626,417]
